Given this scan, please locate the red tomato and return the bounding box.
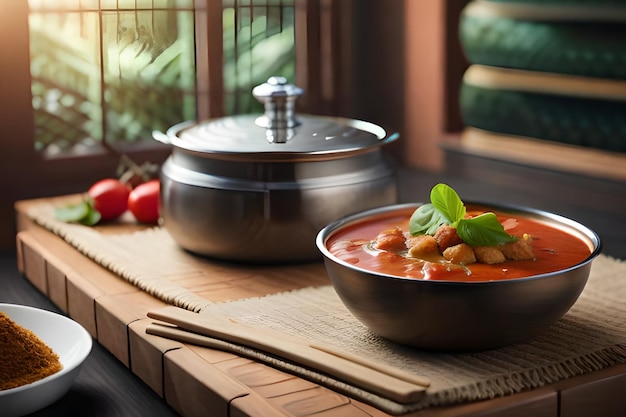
[128,179,160,224]
[88,178,131,221]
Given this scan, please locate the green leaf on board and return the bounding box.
[54,201,90,223]
[54,199,101,226]
[78,207,101,226]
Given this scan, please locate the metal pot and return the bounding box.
[154,76,399,263]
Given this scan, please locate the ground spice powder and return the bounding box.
[0,312,63,390]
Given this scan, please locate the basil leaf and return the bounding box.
[409,183,518,246]
[54,201,90,223]
[409,203,448,236]
[456,213,518,247]
[79,208,101,226]
[430,183,465,224]
[54,199,101,226]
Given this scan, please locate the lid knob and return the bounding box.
[252,77,304,143]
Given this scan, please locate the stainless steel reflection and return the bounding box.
[160,153,397,263]
[316,203,602,351]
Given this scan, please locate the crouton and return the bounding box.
[434,225,463,251]
[407,235,440,259]
[474,246,506,264]
[500,237,535,260]
[443,243,476,265]
[374,227,407,252]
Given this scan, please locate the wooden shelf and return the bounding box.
[441,129,626,183]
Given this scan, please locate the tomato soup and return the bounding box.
[326,206,594,282]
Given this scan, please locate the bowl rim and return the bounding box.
[0,303,92,396]
[316,201,602,285]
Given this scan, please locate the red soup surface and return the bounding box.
[327,206,594,282]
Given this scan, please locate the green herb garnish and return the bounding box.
[54,199,101,226]
[409,183,517,247]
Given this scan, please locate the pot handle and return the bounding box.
[152,120,197,145]
[381,132,400,146]
[152,129,170,144]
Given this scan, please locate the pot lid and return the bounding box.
[160,77,398,161]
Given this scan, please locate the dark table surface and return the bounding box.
[2,158,626,416]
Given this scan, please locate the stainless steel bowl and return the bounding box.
[316,202,602,351]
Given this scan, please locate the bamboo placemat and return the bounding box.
[26,201,626,415]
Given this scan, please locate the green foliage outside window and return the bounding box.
[223,6,295,115]
[28,1,295,157]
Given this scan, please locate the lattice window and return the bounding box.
[28,0,295,158]
[223,0,295,114]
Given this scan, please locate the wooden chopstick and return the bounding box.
[308,342,431,387]
[145,321,426,404]
[146,306,430,404]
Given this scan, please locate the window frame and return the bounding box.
[1,1,359,186]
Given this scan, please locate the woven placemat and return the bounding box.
[26,201,626,414]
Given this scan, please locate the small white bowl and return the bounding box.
[0,303,92,417]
